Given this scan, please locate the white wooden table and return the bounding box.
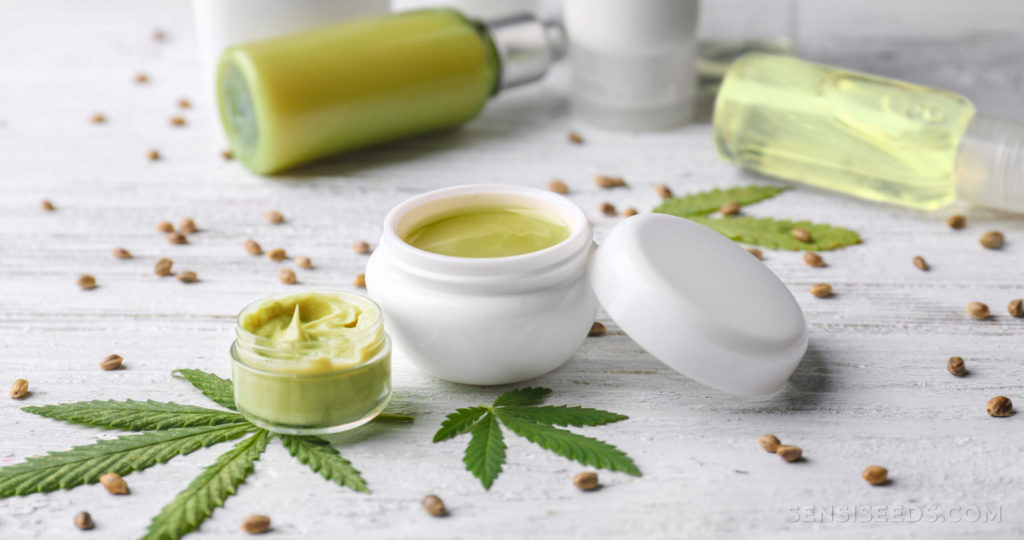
[2,2,1023,539]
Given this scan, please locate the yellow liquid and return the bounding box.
[403,207,571,258]
[714,53,977,209]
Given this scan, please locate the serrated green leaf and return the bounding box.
[173,369,236,411]
[690,215,861,251]
[143,429,269,540]
[492,405,628,428]
[493,387,552,408]
[433,406,489,443]
[496,413,641,477]
[0,422,254,498]
[463,413,506,490]
[22,400,244,431]
[280,435,369,494]
[654,185,785,217]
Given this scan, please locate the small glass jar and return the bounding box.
[230,290,391,434]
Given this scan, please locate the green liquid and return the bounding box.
[403,207,571,258]
[714,53,977,210]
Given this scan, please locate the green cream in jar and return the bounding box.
[231,291,391,434]
[402,207,571,258]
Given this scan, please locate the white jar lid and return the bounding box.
[589,213,808,395]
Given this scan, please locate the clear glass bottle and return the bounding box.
[714,53,1024,212]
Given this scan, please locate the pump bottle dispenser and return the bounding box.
[714,53,1024,213]
[218,9,565,174]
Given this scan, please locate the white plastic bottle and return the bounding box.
[564,0,699,131]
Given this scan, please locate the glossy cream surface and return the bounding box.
[403,207,571,258]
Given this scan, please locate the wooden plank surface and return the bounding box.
[1,1,1023,539]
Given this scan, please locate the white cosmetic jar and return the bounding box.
[365,184,598,385]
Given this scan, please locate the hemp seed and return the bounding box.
[264,210,285,224]
[654,184,673,199]
[295,256,313,269]
[568,131,584,144]
[354,273,366,288]
[152,28,166,41]
[77,274,97,290]
[156,221,175,233]
[243,239,263,255]
[154,258,174,276]
[746,247,763,260]
[599,202,617,216]
[947,356,967,377]
[74,511,95,530]
[421,494,447,517]
[10,379,28,399]
[810,283,832,298]
[719,201,741,216]
[623,207,638,217]
[979,231,1004,250]
[169,116,186,127]
[966,302,990,319]
[111,247,132,259]
[912,255,929,271]
[1009,299,1024,318]
[221,149,233,160]
[548,180,569,195]
[179,217,197,234]
[862,465,888,485]
[802,252,825,267]
[177,98,192,109]
[241,515,271,534]
[99,354,123,371]
[776,445,802,462]
[588,322,606,337]
[947,214,967,230]
[573,472,600,491]
[99,473,129,495]
[987,396,1013,417]
[134,73,148,84]
[757,434,781,453]
[147,149,161,161]
[177,271,199,284]
[353,241,371,254]
[166,232,188,245]
[791,228,812,243]
[40,199,55,211]
[279,268,297,285]
[90,113,106,124]
[594,175,627,189]
[266,248,287,262]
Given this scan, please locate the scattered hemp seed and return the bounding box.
[946,214,967,230]
[40,199,55,211]
[166,232,188,245]
[654,184,673,199]
[99,473,129,495]
[134,73,148,84]
[99,354,123,371]
[979,230,1004,250]
[421,494,447,517]
[90,113,106,124]
[912,255,929,271]
[156,221,175,233]
[810,283,832,298]
[548,180,570,195]
[966,302,990,320]
[719,201,742,216]
[623,207,638,218]
[862,465,888,485]
[243,239,263,256]
[776,445,802,462]
[179,217,197,234]
[573,472,600,491]
[353,241,371,255]
[987,396,1013,417]
[594,175,627,189]
[169,116,186,127]
[265,210,285,224]
[152,28,166,41]
[568,131,584,144]
[147,149,161,161]
[353,273,366,288]
[177,271,199,284]
[757,434,781,453]
[802,252,825,267]
[221,149,233,160]
[947,356,967,377]
[599,202,617,216]
[267,248,287,262]
[177,98,192,109]
[1009,299,1024,318]
[241,515,271,534]
[154,258,174,276]
[746,247,763,260]
[279,268,297,285]
[295,256,313,269]
[74,511,95,530]
[77,274,97,290]
[10,379,28,399]
[588,321,607,337]
[791,228,812,243]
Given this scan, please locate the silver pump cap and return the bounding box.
[484,14,565,91]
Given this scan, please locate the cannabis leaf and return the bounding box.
[173,368,237,410]
[23,399,243,431]
[144,430,270,540]
[434,388,638,490]
[281,435,369,493]
[653,185,785,217]
[690,216,861,251]
[653,184,861,251]
[0,422,254,497]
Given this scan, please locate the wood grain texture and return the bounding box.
[2,2,1023,539]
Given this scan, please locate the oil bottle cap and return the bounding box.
[589,213,808,395]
